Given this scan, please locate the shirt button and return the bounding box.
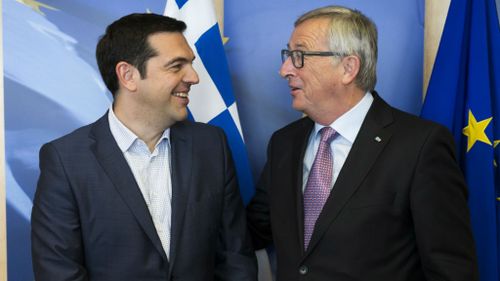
[299,265,308,275]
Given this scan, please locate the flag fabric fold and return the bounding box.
[420,0,500,280]
[164,0,254,204]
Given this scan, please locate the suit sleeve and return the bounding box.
[246,138,273,250]
[31,143,88,281]
[411,125,479,281]
[214,129,257,281]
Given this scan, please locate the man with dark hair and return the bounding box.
[31,13,257,281]
[247,5,478,281]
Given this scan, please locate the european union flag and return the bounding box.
[165,0,255,204]
[420,0,500,280]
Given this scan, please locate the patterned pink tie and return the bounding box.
[303,127,335,249]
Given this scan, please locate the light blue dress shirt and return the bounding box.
[108,107,173,259]
[302,92,374,192]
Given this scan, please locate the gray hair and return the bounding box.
[296,6,378,91]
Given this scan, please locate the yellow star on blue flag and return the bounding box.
[462,110,492,152]
[16,0,58,15]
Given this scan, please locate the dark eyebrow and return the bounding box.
[164,56,196,67]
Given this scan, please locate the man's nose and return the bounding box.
[185,64,199,85]
[279,56,296,79]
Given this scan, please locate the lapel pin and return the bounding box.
[374,136,382,142]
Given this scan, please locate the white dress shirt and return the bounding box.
[302,92,374,192]
[108,107,172,259]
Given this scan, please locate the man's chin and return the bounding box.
[176,110,189,122]
[166,110,189,126]
[291,101,305,112]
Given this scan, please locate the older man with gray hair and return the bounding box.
[247,5,478,281]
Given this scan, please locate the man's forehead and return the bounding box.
[289,20,330,49]
[147,31,187,44]
[148,32,193,53]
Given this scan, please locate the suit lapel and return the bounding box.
[304,94,394,256]
[89,113,168,261]
[167,121,193,272]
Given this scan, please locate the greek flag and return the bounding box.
[165,0,254,204]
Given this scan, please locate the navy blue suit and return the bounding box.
[32,113,257,281]
[247,93,478,281]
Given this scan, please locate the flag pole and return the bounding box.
[423,0,450,98]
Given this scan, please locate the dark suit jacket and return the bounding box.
[247,93,478,281]
[31,113,257,281]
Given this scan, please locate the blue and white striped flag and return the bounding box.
[164,0,254,204]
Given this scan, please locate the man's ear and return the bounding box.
[116,61,138,92]
[342,55,361,85]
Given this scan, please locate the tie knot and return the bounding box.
[319,127,335,144]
